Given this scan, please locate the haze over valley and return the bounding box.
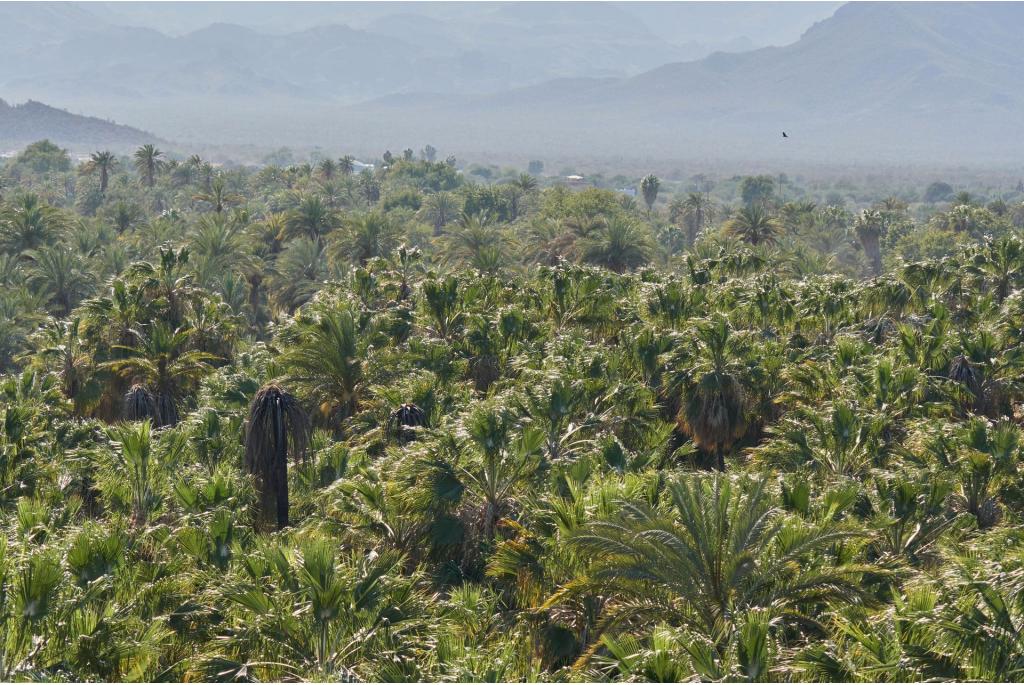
[5,1,1021,168]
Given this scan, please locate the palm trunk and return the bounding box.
[273,400,290,529]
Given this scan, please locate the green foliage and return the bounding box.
[1,145,1024,681]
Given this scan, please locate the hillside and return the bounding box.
[0,99,160,148]
[338,2,1024,163]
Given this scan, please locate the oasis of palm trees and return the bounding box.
[2,139,1024,681]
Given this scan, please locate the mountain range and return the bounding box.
[2,2,1022,166]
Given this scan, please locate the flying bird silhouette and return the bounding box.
[782,131,789,138]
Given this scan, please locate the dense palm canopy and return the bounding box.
[2,144,1024,681]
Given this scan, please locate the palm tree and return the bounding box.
[563,476,872,660]
[268,237,330,313]
[461,405,543,539]
[338,155,355,176]
[187,212,254,288]
[281,306,365,424]
[133,144,164,188]
[420,191,458,236]
[285,195,339,245]
[0,193,65,256]
[101,322,218,426]
[639,174,660,214]
[671,192,715,247]
[331,212,400,267]
[318,158,337,181]
[676,317,748,471]
[244,384,309,529]
[505,174,538,221]
[192,176,243,213]
[26,245,94,316]
[106,421,160,527]
[580,217,652,273]
[84,151,117,193]
[854,208,886,276]
[725,205,780,246]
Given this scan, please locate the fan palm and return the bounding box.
[676,317,749,471]
[640,174,660,214]
[854,209,886,276]
[244,384,309,528]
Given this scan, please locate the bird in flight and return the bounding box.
[782,131,789,138]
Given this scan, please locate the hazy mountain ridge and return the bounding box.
[2,2,1021,165]
[340,2,1024,163]
[0,99,159,148]
[0,2,756,105]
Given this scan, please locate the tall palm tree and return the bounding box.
[318,158,337,181]
[84,151,117,193]
[133,144,164,188]
[674,192,715,247]
[639,174,660,214]
[244,384,309,529]
[338,155,355,176]
[505,173,538,221]
[725,205,780,246]
[854,208,886,276]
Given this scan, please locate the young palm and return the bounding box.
[562,476,873,656]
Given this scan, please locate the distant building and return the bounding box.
[618,187,637,197]
[352,160,375,173]
[565,174,587,187]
